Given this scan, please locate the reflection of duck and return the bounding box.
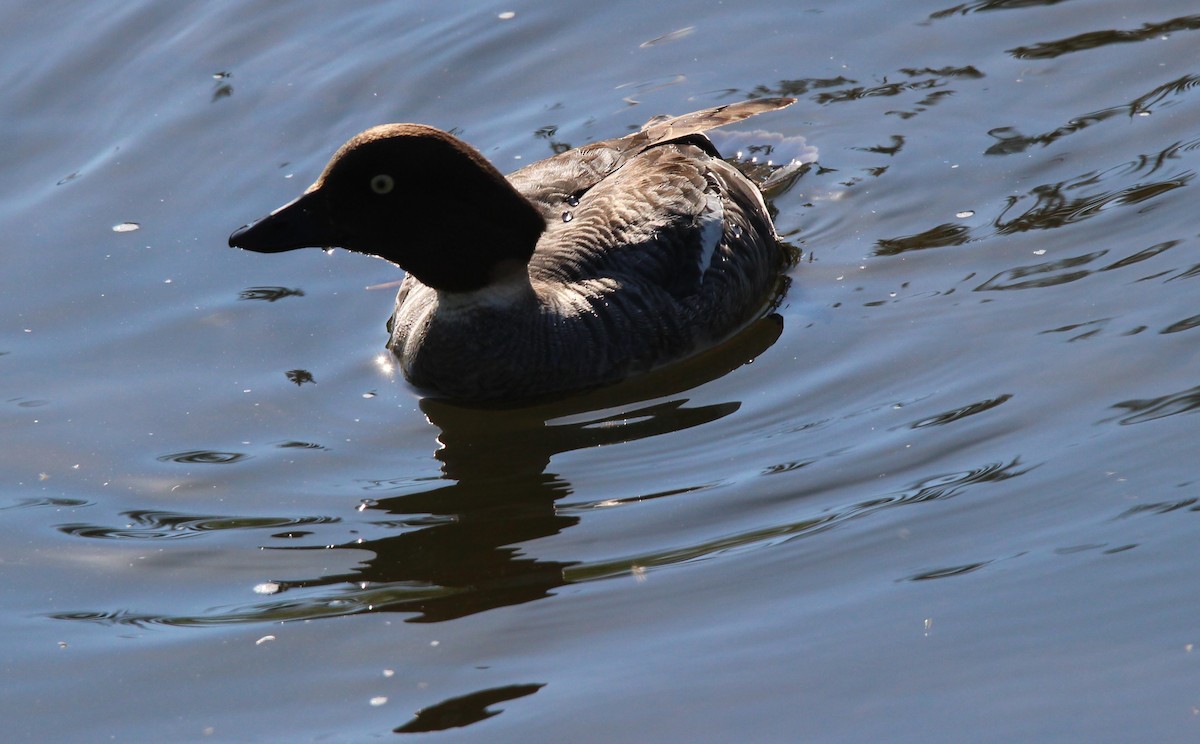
[264,316,782,623]
[43,316,781,627]
[230,98,796,401]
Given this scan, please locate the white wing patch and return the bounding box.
[695,188,725,281]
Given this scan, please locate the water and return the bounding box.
[4,0,1200,741]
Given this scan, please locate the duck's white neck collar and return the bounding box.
[433,261,535,315]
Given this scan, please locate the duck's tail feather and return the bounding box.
[637,97,796,146]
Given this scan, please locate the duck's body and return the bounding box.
[230,97,795,401]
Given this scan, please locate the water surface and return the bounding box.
[4,1,1200,741]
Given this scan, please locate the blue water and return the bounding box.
[4,1,1200,741]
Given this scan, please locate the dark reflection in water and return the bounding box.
[259,319,782,623]
[1039,317,1115,342]
[564,457,1036,586]
[1007,15,1200,60]
[875,223,971,256]
[1160,314,1200,334]
[47,297,1039,630]
[929,0,1070,21]
[394,683,545,734]
[992,175,1192,233]
[976,251,1107,291]
[238,286,305,302]
[986,79,1200,155]
[1100,239,1179,272]
[2,496,90,512]
[156,450,250,465]
[904,561,992,581]
[750,66,981,115]
[905,394,1012,429]
[51,311,1043,629]
[51,317,784,627]
[1117,497,1200,518]
[749,76,854,100]
[57,512,339,540]
[50,449,1035,627]
[285,369,315,386]
[276,440,327,450]
[874,137,1196,261]
[1107,383,1200,425]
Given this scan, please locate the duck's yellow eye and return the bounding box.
[370,174,395,194]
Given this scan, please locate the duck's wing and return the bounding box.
[505,97,795,219]
[503,98,793,307]
[541,142,778,299]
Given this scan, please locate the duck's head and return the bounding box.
[229,125,546,292]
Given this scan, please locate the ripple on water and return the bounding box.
[564,458,1035,584]
[1106,383,1200,425]
[1,496,90,511]
[156,450,250,465]
[56,512,340,540]
[903,394,1013,429]
[50,580,460,627]
[975,249,1110,292]
[276,440,327,450]
[871,138,1196,281]
[903,561,993,582]
[42,460,1035,628]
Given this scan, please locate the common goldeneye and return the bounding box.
[229,97,796,401]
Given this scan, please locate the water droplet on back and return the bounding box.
[562,211,573,223]
[566,195,580,207]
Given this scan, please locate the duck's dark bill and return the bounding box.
[228,191,337,253]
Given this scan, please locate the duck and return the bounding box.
[229,97,796,402]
